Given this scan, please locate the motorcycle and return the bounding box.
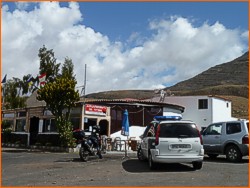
[73,125,103,162]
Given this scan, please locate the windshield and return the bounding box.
[159,123,199,138]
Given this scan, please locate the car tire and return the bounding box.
[148,152,157,170]
[208,154,219,159]
[192,161,203,170]
[225,145,242,162]
[137,146,146,161]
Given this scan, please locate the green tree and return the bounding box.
[38,45,60,82]
[2,78,27,109]
[37,55,80,147]
[37,77,79,147]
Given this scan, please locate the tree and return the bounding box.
[2,78,27,109]
[37,53,80,147]
[62,58,75,81]
[38,45,60,82]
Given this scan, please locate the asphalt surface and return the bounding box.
[1,147,249,186]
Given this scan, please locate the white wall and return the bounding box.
[211,98,234,122]
[164,96,212,129]
[163,96,233,130]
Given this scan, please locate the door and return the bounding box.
[202,123,223,153]
[29,117,40,145]
[99,119,108,136]
[141,122,156,157]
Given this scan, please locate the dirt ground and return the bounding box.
[2,148,249,186]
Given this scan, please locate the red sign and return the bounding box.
[85,104,107,116]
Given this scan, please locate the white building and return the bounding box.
[153,95,236,130]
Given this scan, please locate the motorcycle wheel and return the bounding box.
[79,147,89,162]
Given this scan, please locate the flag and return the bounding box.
[1,74,7,83]
[38,73,46,87]
[27,75,33,83]
[27,75,35,88]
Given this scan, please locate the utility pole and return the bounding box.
[77,64,87,97]
[84,64,87,97]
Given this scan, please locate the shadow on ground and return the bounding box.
[122,159,195,173]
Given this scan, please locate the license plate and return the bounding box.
[170,144,191,149]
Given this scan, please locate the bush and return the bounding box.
[56,117,76,148]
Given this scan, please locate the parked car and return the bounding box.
[202,120,249,162]
[137,116,204,170]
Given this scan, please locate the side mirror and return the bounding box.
[200,127,207,135]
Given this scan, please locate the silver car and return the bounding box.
[202,120,249,162]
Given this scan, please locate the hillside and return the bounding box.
[86,52,249,119]
[167,51,248,98]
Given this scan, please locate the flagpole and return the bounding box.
[1,74,7,110]
[2,84,4,110]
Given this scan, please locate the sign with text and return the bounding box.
[85,104,107,116]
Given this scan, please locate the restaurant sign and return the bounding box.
[85,104,107,116]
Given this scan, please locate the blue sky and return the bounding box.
[79,2,248,42]
[2,2,249,94]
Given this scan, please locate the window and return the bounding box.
[226,123,241,134]
[204,124,222,135]
[71,117,80,130]
[2,120,14,131]
[116,110,122,120]
[15,119,26,132]
[3,113,14,118]
[142,123,156,138]
[43,119,57,132]
[17,111,26,117]
[159,123,199,138]
[111,110,116,120]
[198,99,208,109]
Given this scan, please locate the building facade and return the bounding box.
[154,95,236,129]
[1,92,184,146]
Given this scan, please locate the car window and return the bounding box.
[204,124,222,135]
[142,123,156,138]
[226,122,241,134]
[159,123,199,138]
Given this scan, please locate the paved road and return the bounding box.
[2,148,249,186]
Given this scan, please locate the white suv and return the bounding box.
[137,116,204,170]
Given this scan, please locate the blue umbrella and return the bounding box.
[121,109,129,136]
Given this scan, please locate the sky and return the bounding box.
[2,2,249,95]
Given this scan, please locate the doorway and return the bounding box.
[29,117,39,145]
[84,118,97,131]
[99,119,109,136]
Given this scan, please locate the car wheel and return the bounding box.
[192,161,203,170]
[148,152,157,170]
[225,145,242,162]
[137,146,145,161]
[208,154,219,159]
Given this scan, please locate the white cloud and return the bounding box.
[2,2,248,95]
[15,2,31,10]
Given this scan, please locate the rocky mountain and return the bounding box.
[167,51,248,97]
